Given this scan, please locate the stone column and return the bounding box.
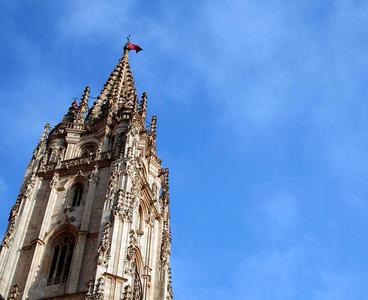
[23,172,59,298]
[148,220,161,300]
[0,175,42,297]
[66,166,99,293]
[142,214,154,300]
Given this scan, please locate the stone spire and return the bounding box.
[77,86,90,124]
[33,123,51,159]
[62,100,79,123]
[87,44,138,126]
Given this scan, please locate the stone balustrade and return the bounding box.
[40,150,114,173]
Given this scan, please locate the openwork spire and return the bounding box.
[87,44,138,126]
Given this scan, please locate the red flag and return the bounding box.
[127,43,143,53]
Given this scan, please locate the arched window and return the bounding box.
[80,143,97,157]
[72,183,83,207]
[47,235,75,286]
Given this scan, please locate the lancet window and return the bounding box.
[47,235,75,286]
[71,183,84,207]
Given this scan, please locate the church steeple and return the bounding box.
[87,44,138,126]
[0,39,173,300]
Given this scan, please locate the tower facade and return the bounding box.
[0,45,173,300]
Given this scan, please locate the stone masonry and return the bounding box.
[0,41,173,300]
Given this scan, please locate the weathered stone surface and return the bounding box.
[0,42,173,300]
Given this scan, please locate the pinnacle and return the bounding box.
[87,45,138,125]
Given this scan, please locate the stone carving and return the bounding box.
[94,276,105,300]
[89,164,99,184]
[121,285,132,300]
[160,169,170,207]
[7,284,20,300]
[133,270,143,300]
[38,151,48,172]
[85,280,94,299]
[24,173,36,198]
[124,230,138,275]
[55,148,66,168]
[1,197,20,249]
[151,183,158,201]
[121,276,143,300]
[40,151,113,173]
[112,189,124,217]
[161,221,172,270]
[104,160,121,209]
[77,86,90,124]
[167,267,173,299]
[85,277,105,300]
[1,171,37,248]
[113,191,137,223]
[95,139,104,161]
[29,123,50,174]
[49,172,59,190]
[97,222,111,266]
[146,208,155,227]
[63,101,79,123]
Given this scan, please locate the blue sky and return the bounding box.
[1,0,368,299]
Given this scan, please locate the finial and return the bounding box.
[151,115,157,149]
[140,92,148,121]
[124,35,143,53]
[81,86,91,101]
[63,100,79,123]
[78,86,90,124]
[41,123,51,141]
[32,123,51,160]
[124,35,131,51]
[151,116,157,136]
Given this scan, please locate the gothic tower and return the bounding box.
[0,43,173,300]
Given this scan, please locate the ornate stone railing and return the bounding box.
[44,162,57,172]
[41,150,114,173]
[61,155,94,169]
[65,122,85,130]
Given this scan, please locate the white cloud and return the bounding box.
[58,0,135,39]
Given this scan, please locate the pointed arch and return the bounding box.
[133,246,144,275]
[63,171,88,191]
[42,224,79,286]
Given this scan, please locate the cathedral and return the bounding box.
[0,41,173,300]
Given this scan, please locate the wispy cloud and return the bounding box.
[58,0,135,40]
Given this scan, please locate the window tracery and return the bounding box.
[47,235,75,286]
